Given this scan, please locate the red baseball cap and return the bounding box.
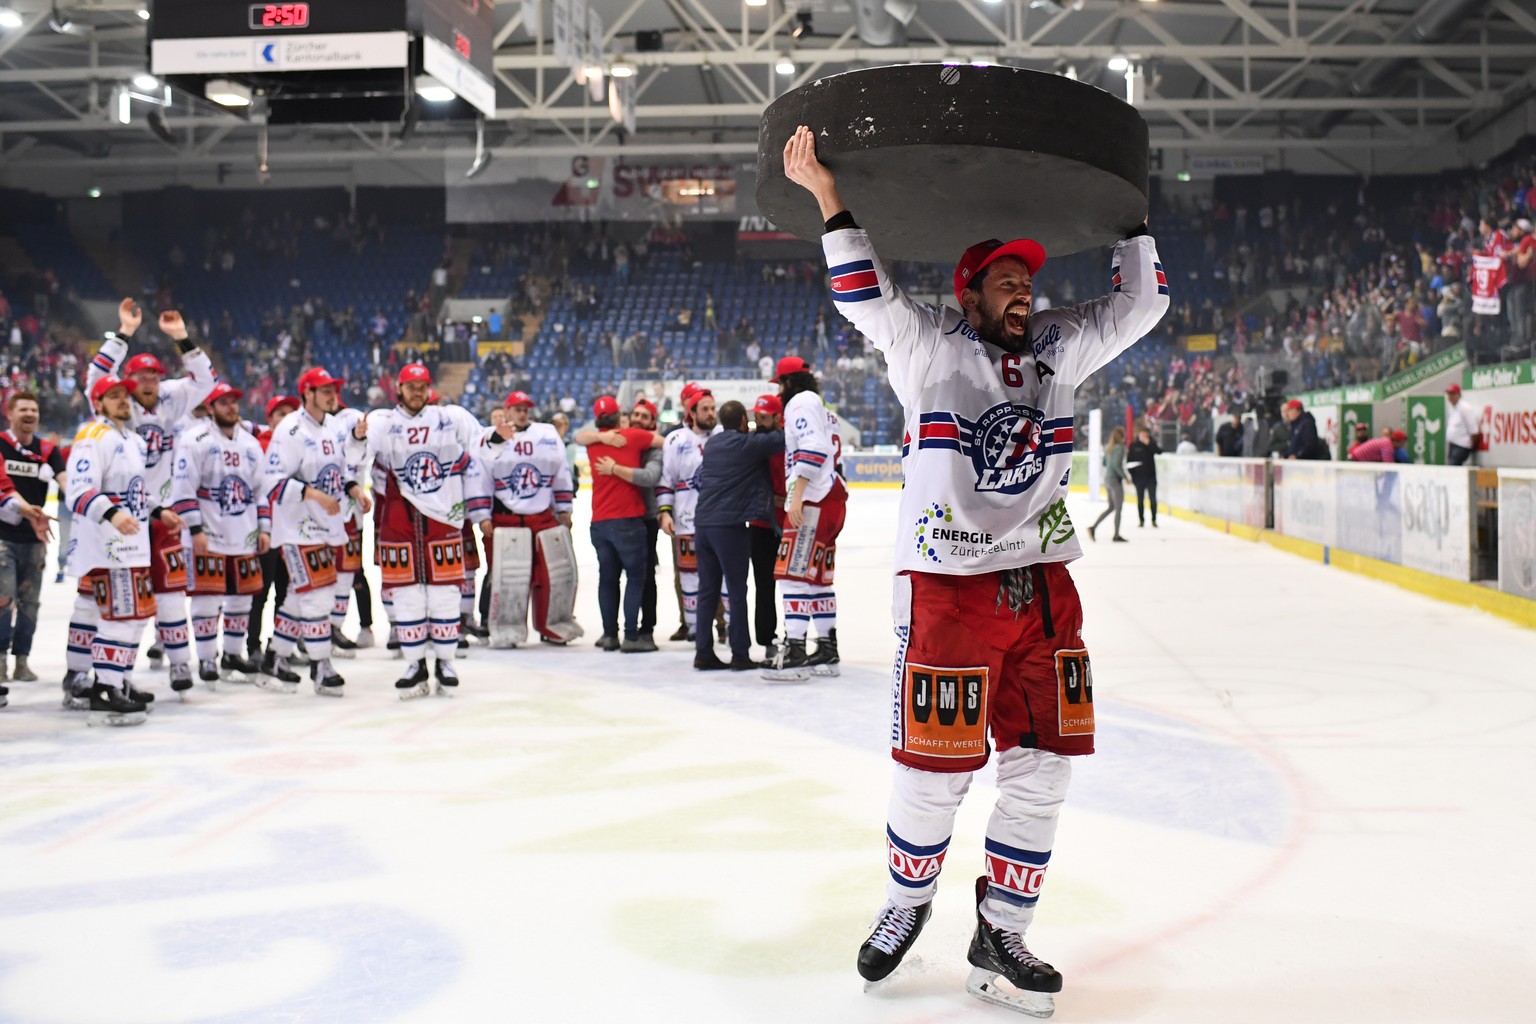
[399,363,433,386]
[1446,383,1462,395]
[754,394,783,416]
[123,353,166,377]
[771,356,811,382]
[953,237,1047,305]
[505,390,535,409]
[206,381,244,405]
[1284,399,1304,412]
[593,395,621,418]
[1391,429,1408,442]
[680,381,701,404]
[683,388,713,412]
[89,374,130,404]
[632,398,658,418]
[265,395,298,419]
[297,367,342,393]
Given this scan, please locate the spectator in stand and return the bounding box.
[1445,383,1480,466]
[1349,428,1409,463]
[1505,218,1535,349]
[1088,427,1130,543]
[1127,427,1161,528]
[1216,411,1245,457]
[1282,399,1330,460]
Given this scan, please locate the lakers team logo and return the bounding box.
[137,423,170,468]
[122,475,150,519]
[504,462,544,500]
[970,403,1048,495]
[314,463,345,497]
[402,452,446,494]
[219,476,254,516]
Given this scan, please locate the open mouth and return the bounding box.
[1005,307,1029,332]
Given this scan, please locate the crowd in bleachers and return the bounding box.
[9,138,1536,449]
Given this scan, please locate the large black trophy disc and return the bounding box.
[757,64,1149,263]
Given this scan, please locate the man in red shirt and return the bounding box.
[748,394,786,662]
[585,395,663,651]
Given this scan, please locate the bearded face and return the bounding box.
[963,255,1034,354]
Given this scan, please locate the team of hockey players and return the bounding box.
[17,298,845,726]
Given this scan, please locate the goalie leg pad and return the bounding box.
[536,525,584,642]
[489,527,533,648]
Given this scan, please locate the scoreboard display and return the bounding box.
[148,0,496,117]
[150,0,408,40]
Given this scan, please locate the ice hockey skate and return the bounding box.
[310,660,345,697]
[330,631,357,658]
[806,628,840,677]
[198,659,220,689]
[124,680,156,713]
[434,660,458,697]
[256,647,299,694]
[396,660,430,700]
[61,670,93,711]
[168,663,193,698]
[87,682,148,727]
[964,877,1062,1018]
[858,900,931,987]
[219,652,260,684]
[146,643,164,669]
[0,682,7,708]
[761,637,812,682]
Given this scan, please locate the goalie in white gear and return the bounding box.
[345,364,487,698]
[172,382,267,687]
[479,390,580,647]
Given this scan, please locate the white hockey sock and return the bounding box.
[189,594,223,663]
[680,568,698,633]
[781,580,817,641]
[93,617,149,692]
[389,585,428,661]
[222,596,253,657]
[884,763,974,908]
[68,594,98,674]
[980,748,1072,933]
[428,583,459,662]
[806,589,837,637]
[271,607,303,657]
[156,596,191,666]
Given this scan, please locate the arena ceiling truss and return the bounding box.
[1,0,1535,184]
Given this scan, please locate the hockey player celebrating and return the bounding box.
[172,382,266,687]
[762,357,846,682]
[657,388,715,641]
[260,367,357,696]
[783,125,1169,1016]
[326,400,370,656]
[66,376,186,725]
[84,299,217,698]
[346,364,486,698]
[480,390,579,647]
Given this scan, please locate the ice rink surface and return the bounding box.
[2,488,1533,1024]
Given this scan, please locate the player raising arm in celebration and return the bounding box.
[783,125,1168,1016]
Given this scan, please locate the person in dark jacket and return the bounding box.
[1126,427,1161,528]
[1215,412,1244,457]
[1282,399,1331,460]
[693,400,785,670]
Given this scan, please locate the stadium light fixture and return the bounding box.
[775,56,795,76]
[1107,55,1130,72]
[791,12,812,39]
[609,61,636,78]
[205,79,252,107]
[745,0,766,6]
[114,87,132,124]
[415,75,456,103]
[132,72,158,91]
[87,187,102,199]
[137,8,149,20]
[0,8,23,29]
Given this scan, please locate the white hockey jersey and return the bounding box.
[64,417,152,575]
[346,405,489,529]
[330,406,371,527]
[172,423,266,555]
[657,426,709,535]
[261,408,353,548]
[86,336,217,509]
[784,390,843,503]
[482,421,573,516]
[824,227,1168,575]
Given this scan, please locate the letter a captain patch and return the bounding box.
[828,259,882,302]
